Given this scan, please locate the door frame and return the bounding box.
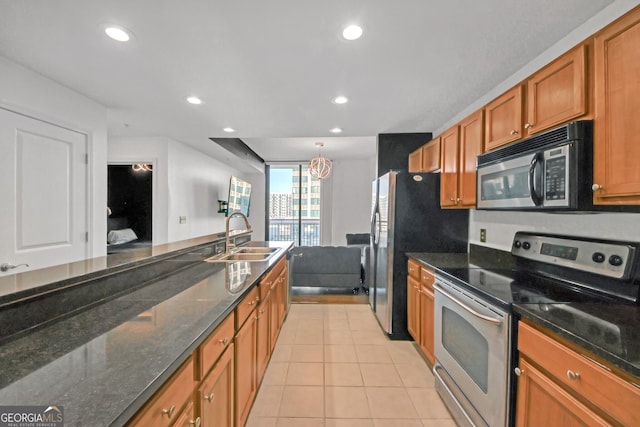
[107,159,157,246]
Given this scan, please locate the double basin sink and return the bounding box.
[205,246,279,262]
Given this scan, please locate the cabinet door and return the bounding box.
[593,8,640,205]
[277,270,288,326]
[419,286,435,365]
[421,138,441,172]
[200,344,234,427]
[256,293,271,384]
[234,311,257,427]
[515,358,609,427]
[484,85,523,151]
[458,110,484,207]
[408,147,423,172]
[407,275,420,341]
[526,45,586,136]
[440,126,460,207]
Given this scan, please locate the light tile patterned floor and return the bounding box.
[246,303,456,427]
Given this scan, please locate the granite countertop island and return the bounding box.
[407,249,640,381]
[0,239,292,426]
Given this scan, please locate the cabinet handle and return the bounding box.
[204,392,215,402]
[510,129,518,135]
[189,417,202,427]
[161,405,176,418]
[592,184,603,191]
[450,197,455,202]
[260,309,265,314]
[524,123,533,129]
[567,370,581,381]
[248,300,255,306]
[514,367,524,377]
[456,198,461,203]
[218,337,229,345]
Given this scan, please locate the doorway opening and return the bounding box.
[107,164,153,254]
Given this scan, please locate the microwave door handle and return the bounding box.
[529,153,544,206]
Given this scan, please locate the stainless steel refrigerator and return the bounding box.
[369,171,468,339]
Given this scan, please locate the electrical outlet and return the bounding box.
[480,228,486,243]
[179,216,187,224]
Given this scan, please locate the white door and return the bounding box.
[0,107,88,275]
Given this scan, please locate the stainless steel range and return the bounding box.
[433,232,640,427]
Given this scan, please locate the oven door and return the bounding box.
[476,152,542,209]
[434,278,510,427]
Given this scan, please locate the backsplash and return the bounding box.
[469,209,640,251]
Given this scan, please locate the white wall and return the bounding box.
[109,136,256,244]
[0,56,108,258]
[330,157,377,246]
[435,0,640,250]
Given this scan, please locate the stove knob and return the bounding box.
[609,255,624,267]
[522,241,531,250]
[592,252,605,263]
[513,240,522,248]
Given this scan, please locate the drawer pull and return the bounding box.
[204,392,215,403]
[510,129,518,135]
[567,370,581,381]
[218,337,229,346]
[514,367,524,377]
[189,417,202,427]
[161,405,176,419]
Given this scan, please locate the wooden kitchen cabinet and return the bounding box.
[127,357,195,427]
[516,321,640,427]
[593,7,640,205]
[234,296,258,427]
[419,267,435,365]
[256,290,271,383]
[525,45,587,137]
[407,259,421,341]
[440,112,482,209]
[484,85,523,151]
[440,125,460,208]
[408,138,440,173]
[199,344,234,427]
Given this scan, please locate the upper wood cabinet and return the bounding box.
[525,45,587,137]
[593,7,640,205]
[440,125,460,207]
[408,138,440,173]
[484,85,523,151]
[458,110,484,207]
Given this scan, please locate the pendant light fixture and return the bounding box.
[308,142,332,179]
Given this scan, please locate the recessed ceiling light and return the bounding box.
[105,26,131,42]
[330,127,343,134]
[223,127,236,133]
[342,25,363,41]
[187,96,203,105]
[332,96,349,105]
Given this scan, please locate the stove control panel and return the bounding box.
[512,232,636,280]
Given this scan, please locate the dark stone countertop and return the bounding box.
[0,240,292,427]
[407,248,640,381]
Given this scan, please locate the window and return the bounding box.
[267,164,322,246]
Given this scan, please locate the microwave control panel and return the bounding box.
[543,145,569,202]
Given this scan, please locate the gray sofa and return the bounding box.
[290,246,362,292]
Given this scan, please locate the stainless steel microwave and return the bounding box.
[476,121,593,210]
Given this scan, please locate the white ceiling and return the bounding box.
[0,0,614,170]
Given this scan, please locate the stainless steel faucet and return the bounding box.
[225,211,252,253]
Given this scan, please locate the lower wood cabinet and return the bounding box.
[199,344,234,427]
[516,321,640,427]
[406,259,435,365]
[128,255,290,427]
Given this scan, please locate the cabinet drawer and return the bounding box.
[171,402,199,427]
[236,285,260,329]
[518,322,640,426]
[420,267,435,291]
[408,259,420,280]
[127,357,194,427]
[199,312,235,379]
[259,270,277,299]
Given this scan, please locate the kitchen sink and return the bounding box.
[204,248,278,262]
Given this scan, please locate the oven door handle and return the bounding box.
[435,283,503,326]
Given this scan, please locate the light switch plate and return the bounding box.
[480,228,486,242]
[179,216,187,224]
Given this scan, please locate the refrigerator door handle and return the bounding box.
[372,211,381,245]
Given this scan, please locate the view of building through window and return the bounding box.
[268,165,321,246]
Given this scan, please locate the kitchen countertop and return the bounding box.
[407,250,640,380]
[0,240,292,426]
